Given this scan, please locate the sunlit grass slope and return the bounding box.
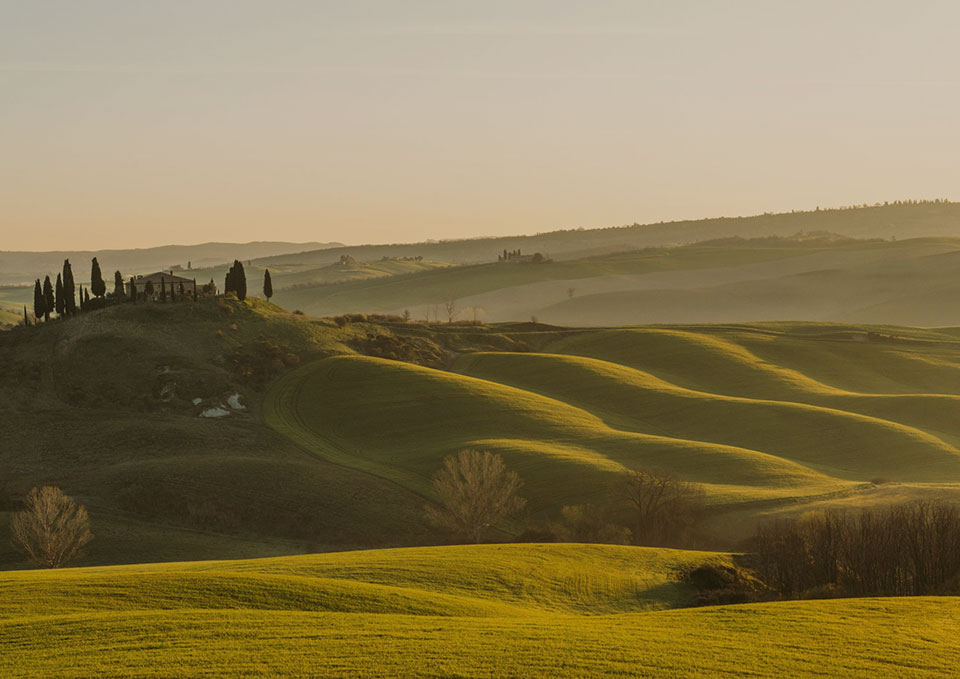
[266,355,842,510]
[2,545,959,678]
[266,321,960,523]
[454,352,960,480]
[0,544,722,618]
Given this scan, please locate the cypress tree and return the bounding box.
[129,276,137,302]
[23,305,30,327]
[42,276,54,322]
[263,269,273,300]
[84,288,90,306]
[235,260,247,301]
[113,271,124,297]
[55,273,64,317]
[62,259,76,315]
[144,280,154,299]
[224,263,234,296]
[33,280,44,322]
[160,277,167,302]
[78,285,84,311]
[178,282,185,298]
[192,278,198,302]
[90,257,106,298]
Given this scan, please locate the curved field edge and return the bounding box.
[452,351,960,481]
[3,599,959,679]
[262,358,432,494]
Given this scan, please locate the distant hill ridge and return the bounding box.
[0,241,342,285]
[255,201,960,268]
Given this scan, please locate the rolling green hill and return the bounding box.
[264,321,960,540]
[269,235,960,327]
[0,298,442,568]
[1,544,957,678]
[7,296,960,567]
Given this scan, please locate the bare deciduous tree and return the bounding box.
[11,486,93,568]
[426,450,526,543]
[619,468,705,547]
[444,297,458,324]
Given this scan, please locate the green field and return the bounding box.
[6,297,960,565]
[267,235,960,328]
[2,544,957,678]
[264,321,960,538]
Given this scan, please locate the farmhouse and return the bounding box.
[128,271,199,298]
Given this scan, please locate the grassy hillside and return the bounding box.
[270,235,960,327]
[1,544,958,678]
[265,321,960,539]
[0,298,441,568]
[8,295,960,566]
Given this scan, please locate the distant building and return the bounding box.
[498,248,547,263]
[128,271,199,298]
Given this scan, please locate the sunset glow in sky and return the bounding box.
[2,1,958,250]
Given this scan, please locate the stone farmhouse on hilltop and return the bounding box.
[127,271,216,299]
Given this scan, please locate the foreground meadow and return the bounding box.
[1,544,957,678]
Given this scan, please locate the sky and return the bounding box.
[1,0,958,251]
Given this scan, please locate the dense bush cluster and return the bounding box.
[229,338,300,386]
[750,501,960,597]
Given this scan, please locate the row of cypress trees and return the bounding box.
[28,258,81,324]
[27,257,130,324]
[25,257,276,325]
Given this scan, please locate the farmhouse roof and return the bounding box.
[135,271,196,284]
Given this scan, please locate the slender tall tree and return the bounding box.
[178,282,185,299]
[23,305,30,327]
[144,280,154,299]
[235,261,247,301]
[113,271,124,297]
[263,269,273,300]
[90,258,106,298]
[192,278,198,301]
[55,273,64,317]
[129,276,137,302]
[42,276,54,322]
[33,280,44,322]
[160,277,167,302]
[84,288,90,306]
[62,260,76,316]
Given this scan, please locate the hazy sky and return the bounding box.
[2,1,958,251]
